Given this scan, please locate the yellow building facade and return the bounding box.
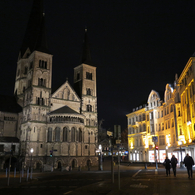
[127,55,195,163]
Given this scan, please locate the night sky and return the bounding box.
[1,0,195,131]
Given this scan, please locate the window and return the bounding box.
[63,127,68,142]
[39,60,47,69]
[159,124,161,131]
[159,135,165,145]
[77,73,80,80]
[129,118,131,125]
[86,105,92,112]
[161,110,163,117]
[0,145,4,152]
[48,128,52,142]
[30,61,33,69]
[71,127,75,142]
[162,123,164,130]
[86,72,92,80]
[85,145,88,149]
[143,124,146,131]
[158,112,160,118]
[86,88,92,95]
[139,115,141,121]
[172,119,174,127]
[147,115,149,121]
[24,67,28,75]
[55,127,60,142]
[38,78,46,87]
[178,108,181,117]
[79,128,82,142]
[142,114,146,120]
[168,120,170,129]
[40,144,43,148]
[167,107,169,114]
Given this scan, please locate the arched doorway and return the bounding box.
[71,159,77,168]
[36,162,41,170]
[58,161,61,169]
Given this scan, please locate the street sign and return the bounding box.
[116,140,121,144]
[152,136,158,143]
[107,131,113,137]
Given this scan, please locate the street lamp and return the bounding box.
[99,145,103,170]
[30,148,34,179]
[178,141,183,168]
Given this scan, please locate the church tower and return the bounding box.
[15,0,53,161]
[74,29,98,155]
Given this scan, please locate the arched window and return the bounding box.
[86,88,91,95]
[79,128,82,142]
[48,128,52,142]
[86,105,92,112]
[55,127,60,142]
[71,127,75,142]
[76,130,79,142]
[63,127,68,142]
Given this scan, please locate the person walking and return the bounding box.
[164,156,171,176]
[184,153,194,179]
[171,155,178,177]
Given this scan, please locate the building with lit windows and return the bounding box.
[127,54,195,163]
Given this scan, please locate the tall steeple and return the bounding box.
[81,29,92,65]
[19,0,49,59]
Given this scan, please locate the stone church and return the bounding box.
[13,0,98,170]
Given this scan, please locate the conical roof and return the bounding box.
[20,0,50,58]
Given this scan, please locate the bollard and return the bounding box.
[88,166,90,171]
[27,168,29,181]
[22,168,24,177]
[69,166,71,171]
[78,166,81,171]
[14,167,16,177]
[20,170,22,183]
[145,163,147,169]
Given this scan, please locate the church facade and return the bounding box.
[13,0,98,170]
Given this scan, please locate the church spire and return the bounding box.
[19,0,49,58]
[81,29,92,65]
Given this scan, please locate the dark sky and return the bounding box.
[1,0,195,131]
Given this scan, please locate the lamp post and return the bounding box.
[99,144,103,171]
[178,141,183,168]
[30,148,34,179]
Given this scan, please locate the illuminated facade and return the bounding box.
[13,0,98,170]
[127,55,195,163]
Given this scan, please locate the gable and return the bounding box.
[52,81,80,101]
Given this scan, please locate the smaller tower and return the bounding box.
[74,29,98,156]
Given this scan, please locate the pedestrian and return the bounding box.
[163,156,171,176]
[171,155,178,177]
[184,153,194,179]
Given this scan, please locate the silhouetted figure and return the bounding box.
[164,156,171,176]
[171,155,178,177]
[184,153,194,178]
